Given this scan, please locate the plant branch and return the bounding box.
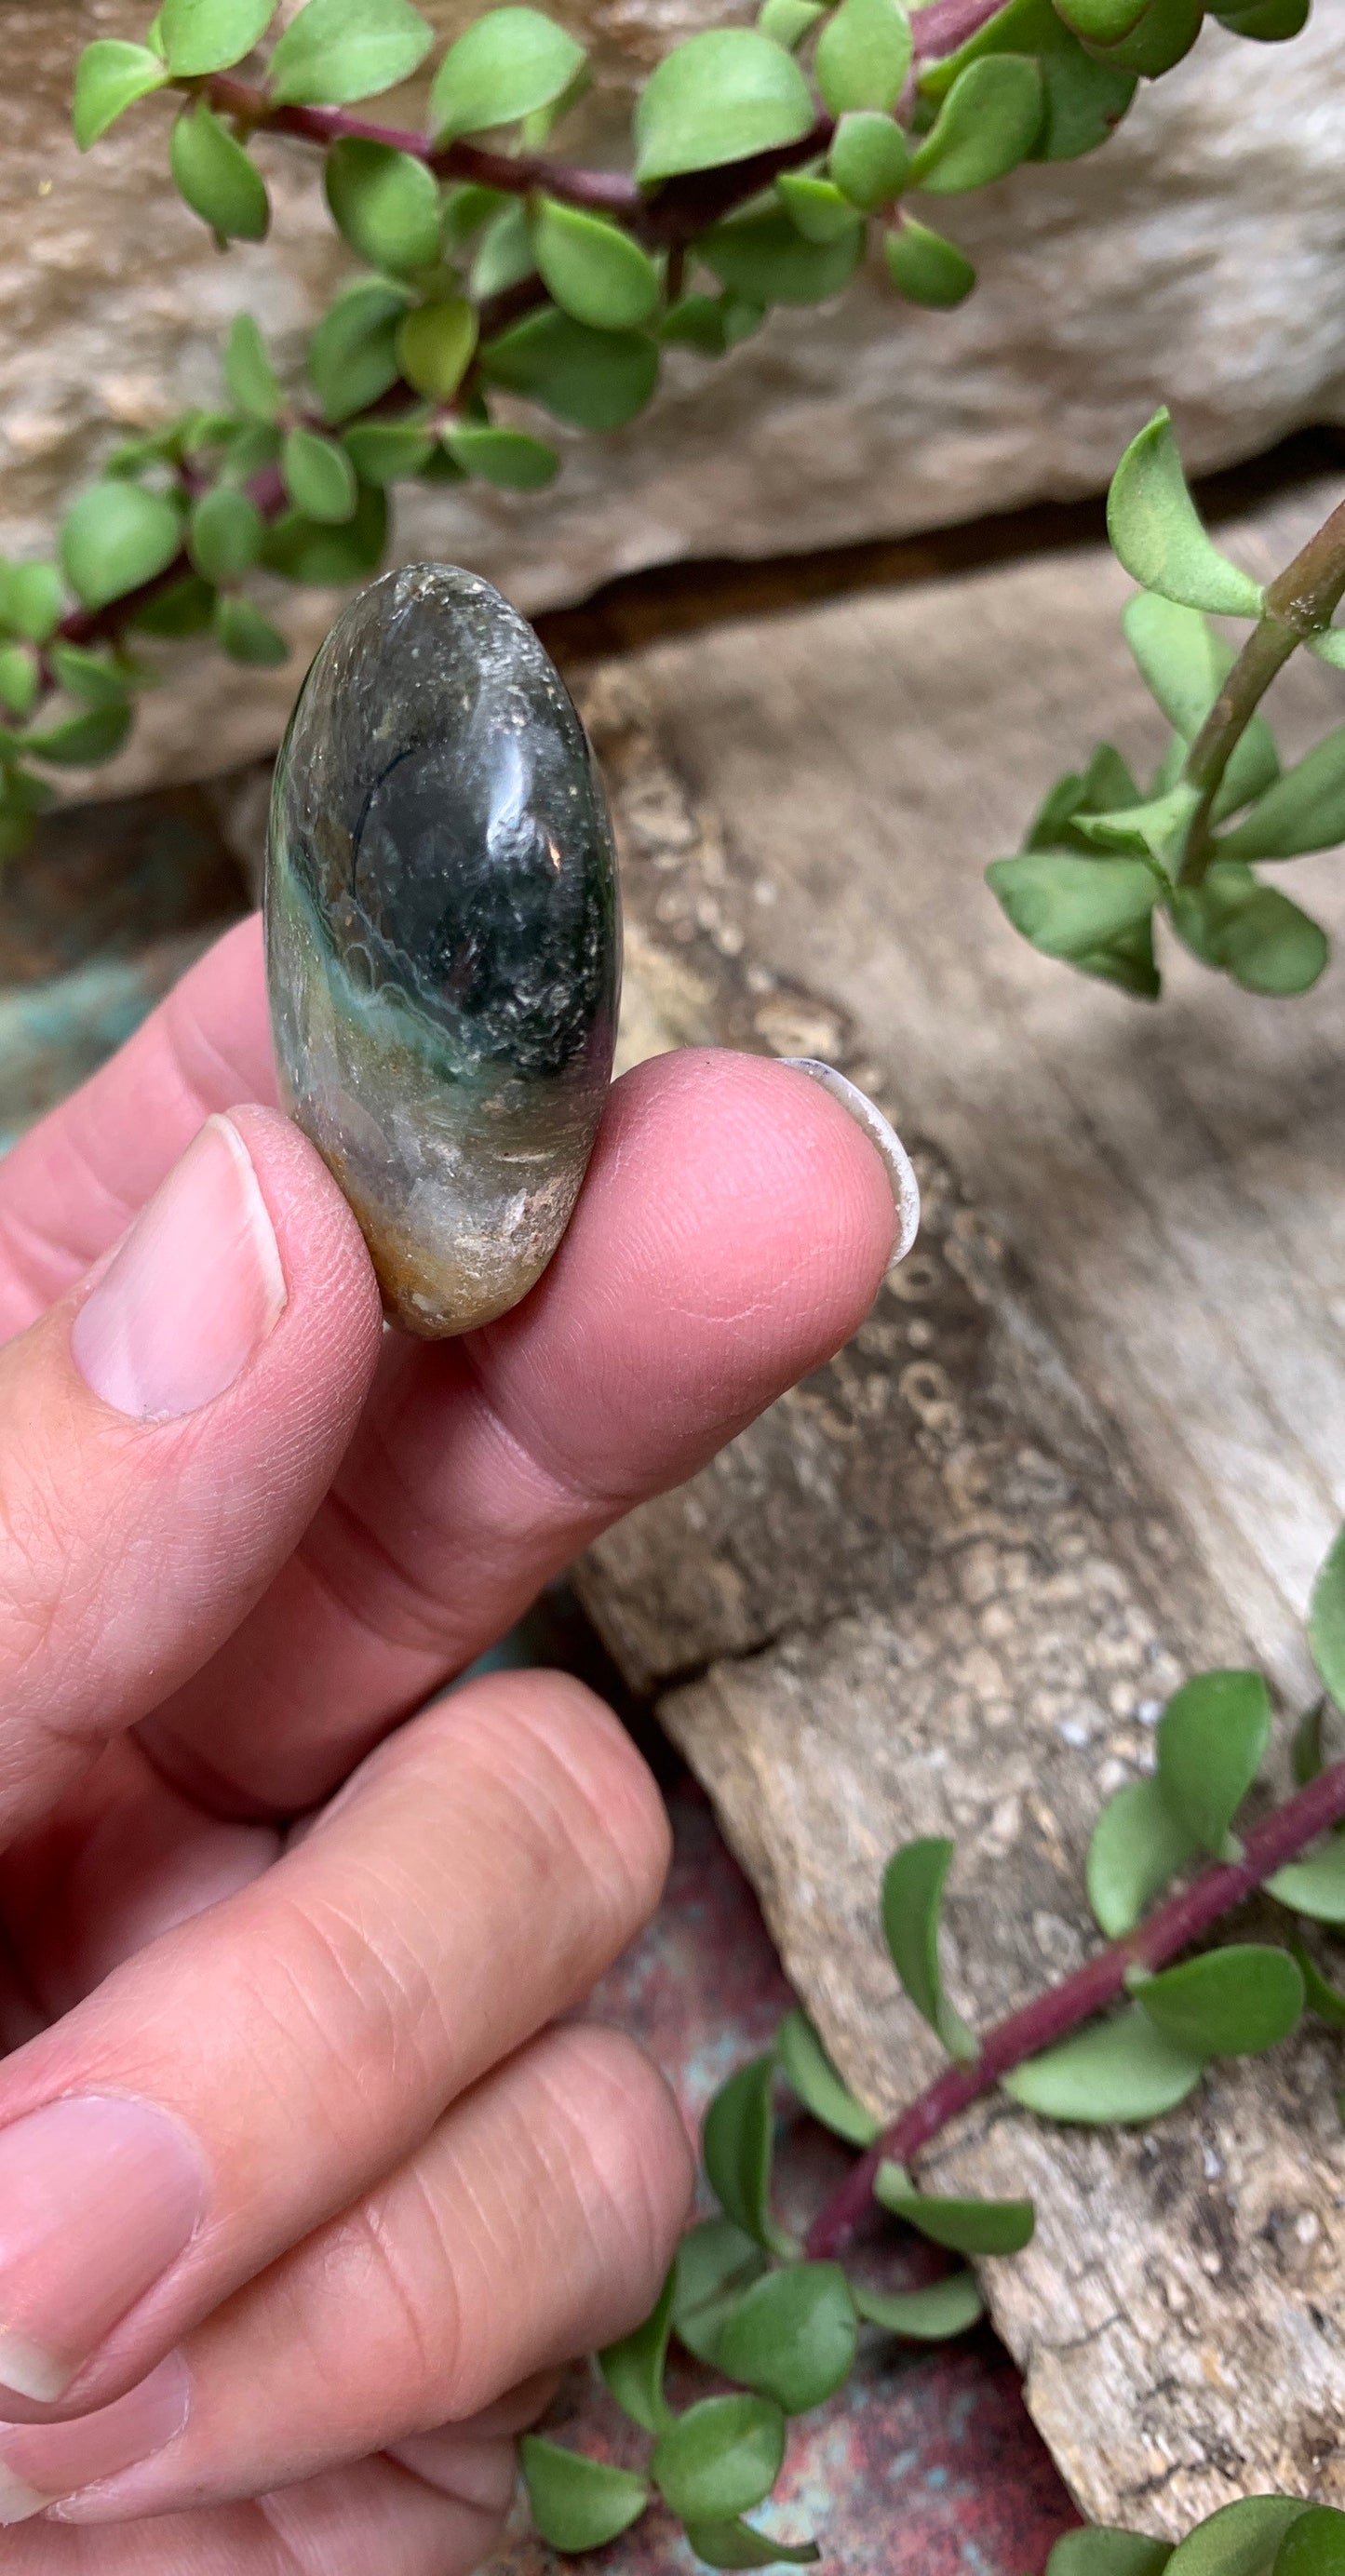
[806,1751,1345,2260]
[1180,488,1345,883]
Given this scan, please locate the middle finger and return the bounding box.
[0,1669,668,2423]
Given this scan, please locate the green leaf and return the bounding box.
[1217,723,1345,864]
[908,55,1043,193]
[1268,1840,1345,1924]
[777,173,861,244]
[1291,1938,1345,2026]
[1108,412,1264,618]
[532,198,661,329]
[875,2166,1036,2254]
[986,851,1158,976]
[1069,781,1200,871]
[188,486,264,584]
[883,219,975,306]
[1166,2499,1311,2576]
[715,2264,857,2413]
[482,308,659,429]
[342,418,436,483]
[1076,0,1202,76]
[1309,624,1345,671]
[776,2007,880,2145]
[1177,880,1329,998]
[828,111,909,208]
[1118,597,1280,823]
[268,0,435,105]
[431,7,586,141]
[47,643,128,705]
[652,2395,787,2523]
[225,315,282,423]
[599,2264,675,2433]
[685,2519,820,2568]
[60,481,182,612]
[758,0,827,45]
[1046,2532,1174,2576]
[26,701,134,767]
[1311,1526,1345,1710]
[700,208,865,306]
[704,2055,787,2250]
[1002,2004,1204,2122]
[442,180,509,251]
[160,0,276,74]
[396,298,478,400]
[282,425,358,524]
[129,571,216,637]
[1274,2509,1345,2576]
[920,0,1135,165]
[1156,1670,1271,1857]
[1294,1699,1329,1788]
[1133,1944,1304,2059]
[1087,1777,1198,1938]
[633,30,815,185]
[214,592,289,664]
[0,562,64,645]
[442,423,559,488]
[881,1839,976,2060]
[262,480,387,582]
[1215,0,1310,33]
[171,100,270,240]
[469,199,537,299]
[73,41,169,150]
[309,279,410,423]
[673,2218,770,2364]
[324,138,442,270]
[852,2270,985,2339]
[814,0,913,113]
[518,2437,649,2553]
[0,646,37,719]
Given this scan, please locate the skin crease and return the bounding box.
[0,915,898,2569]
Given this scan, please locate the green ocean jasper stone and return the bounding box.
[265,563,622,1335]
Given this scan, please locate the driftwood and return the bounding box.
[573,480,1345,2535]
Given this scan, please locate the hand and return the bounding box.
[0,915,900,2569]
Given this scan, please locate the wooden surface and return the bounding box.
[573,483,1345,2536]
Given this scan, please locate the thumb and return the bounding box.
[0,1106,382,1841]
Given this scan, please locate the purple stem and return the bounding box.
[806,1753,1345,2260]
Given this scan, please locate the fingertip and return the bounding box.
[225,1105,383,1377]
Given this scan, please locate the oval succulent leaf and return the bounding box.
[396,298,479,401]
[1086,1776,1198,1938]
[27,702,135,768]
[481,308,659,429]
[672,2216,770,2365]
[598,2264,675,2433]
[1291,1938,1345,2028]
[1046,2533,1174,2576]
[651,2394,787,2523]
[985,852,1158,965]
[47,643,129,705]
[777,173,861,245]
[1156,1669,1271,1857]
[1002,2004,1204,2123]
[881,1838,975,2059]
[908,55,1044,193]
[268,0,436,106]
[1132,1944,1305,2059]
[60,482,182,612]
[342,419,436,484]
[683,2521,820,2569]
[884,219,975,307]
[1107,411,1265,618]
[700,208,865,306]
[310,280,410,422]
[0,645,38,719]
[171,101,270,242]
[0,563,64,645]
[324,138,442,270]
[281,425,358,524]
[1310,1524,1345,1712]
[159,0,276,74]
[1217,723,1345,865]
[851,2270,985,2340]
[73,41,170,151]
[518,2438,649,2552]
[531,198,662,329]
[214,593,289,665]
[431,7,586,141]
[814,0,913,114]
[442,423,560,489]
[633,30,815,185]
[225,314,282,423]
[874,2166,1036,2254]
[703,2055,785,2250]
[714,2263,858,2414]
[1267,1839,1345,1924]
[1274,2508,1345,2576]
[828,112,910,208]
[758,0,827,44]
[1166,2498,1311,2576]
[775,2006,881,2145]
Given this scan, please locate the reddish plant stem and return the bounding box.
[806,1753,1345,2260]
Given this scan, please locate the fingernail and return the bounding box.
[0,2098,207,2405]
[0,2355,189,2526]
[73,1114,287,1422]
[779,1059,921,1268]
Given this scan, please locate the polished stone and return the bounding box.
[265,563,621,1336]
